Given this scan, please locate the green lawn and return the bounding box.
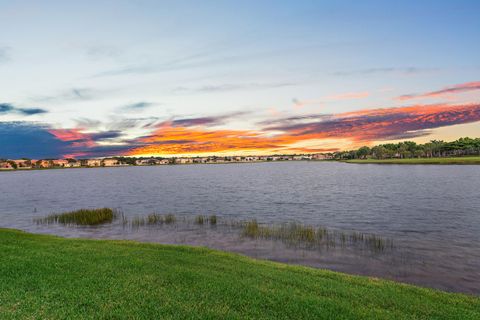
[0,229,478,319]
[344,156,480,164]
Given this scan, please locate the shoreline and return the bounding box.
[2,156,480,173]
[343,156,480,165]
[0,159,325,172]
[1,228,478,318]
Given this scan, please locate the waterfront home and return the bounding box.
[12,159,32,169]
[176,158,194,164]
[136,158,162,166]
[53,159,69,167]
[85,159,102,167]
[312,153,332,160]
[192,157,208,164]
[36,160,53,168]
[64,160,81,168]
[0,161,14,170]
[102,158,120,167]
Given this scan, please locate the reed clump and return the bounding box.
[147,213,164,224]
[195,215,205,225]
[130,213,177,227]
[242,220,393,252]
[209,215,217,225]
[36,208,116,226]
[165,214,176,224]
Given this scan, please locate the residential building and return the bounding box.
[85,159,102,167]
[0,161,14,170]
[102,158,120,167]
[53,159,69,167]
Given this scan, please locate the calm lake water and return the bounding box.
[1,162,479,294]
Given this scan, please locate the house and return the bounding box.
[102,158,120,167]
[192,157,208,164]
[0,161,14,170]
[85,159,102,167]
[13,159,32,169]
[53,159,69,167]
[64,160,81,168]
[135,158,164,166]
[176,158,193,164]
[36,160,53,168]
[312,153,328,160]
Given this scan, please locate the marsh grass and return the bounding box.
[209,215,217,225]
[46,210,392,253]
[165,214,176,224]
[35,208,116,226]
[129,213,177,228]
[194,215,217,225]
[242,220,393,252]
[195,215,205,225]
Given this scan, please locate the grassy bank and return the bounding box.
[344,156,480,164]
[0,229,478,319]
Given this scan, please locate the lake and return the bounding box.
[1,161,479,294]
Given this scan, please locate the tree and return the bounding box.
[356,146,370,159]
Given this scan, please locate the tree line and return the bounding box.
[333,137,480,160]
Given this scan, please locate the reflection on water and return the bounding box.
[1,162,479,294]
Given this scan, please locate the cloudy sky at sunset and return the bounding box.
[1,0,479,159]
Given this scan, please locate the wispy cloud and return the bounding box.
[161,111,250,128]
[0,103,48,116]
[92,49,221,78]
[120,101,155,111]
[332,67,437,77]
[293,91,369,108]
[173,82,297,94]
[397,81,480,101]
[31,88,99,104]
[85,45,122,60]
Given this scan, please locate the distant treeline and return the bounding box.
[334,137,480,160]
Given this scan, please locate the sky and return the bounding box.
[1,0,479,159]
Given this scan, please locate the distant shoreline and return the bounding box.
[2,157,480,172]
[343,156,480,165]
[0,159,328,172]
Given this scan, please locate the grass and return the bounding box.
[130,213,177,227]
[242,220,393,252]
[195,215,217,225]
[209,215,217,225]
[344,156,480,165]
[0,229,478,319]
[195,215,205,225]
[35,208,116,226]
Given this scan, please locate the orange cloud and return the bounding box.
[129,103,480,156]
[327,91,369,100]
[131,126,287,155]
[268,103,480,143]
[397,81,480,101]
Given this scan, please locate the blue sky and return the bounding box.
[1,1,479,158]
